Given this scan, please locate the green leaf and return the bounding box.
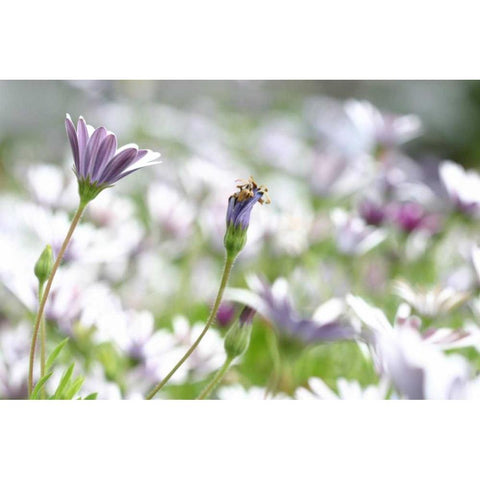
[53,363,75,399]
[63,376,84,400]
[82,392,98,400]
[45,338,69,373]
[30,372,53,400]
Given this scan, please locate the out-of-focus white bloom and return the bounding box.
[25,164,78,210]
[1,198,143,267]
[80,365,123,400]
[344,100,422,151]
[392,280,470,317]
[295,377,388,400]
[272,206,314,256]
[439,160,480,214]
[310,152,376,198]
[94,308,160,361]
[347,295,475,399]
[255,118,313,176]
[422,326,480,351]
[147,181,195,241]
[305,97,421,157]
[470,244,480,284]
[348,295,479,351]
[0,323,31,399]
[180,157,235,201]
[0,228,96,336]
[403,230,432,261]
[123,251,181,310]
[86,189,138,228]
[217,385,289,400]
[171,316,224,376]
[141,316,224,386]
[331,208,386,256]
[375,323,470,399]
[464,376,480,400]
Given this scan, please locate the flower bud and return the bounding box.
[34,245,54,286]
[224,306,255,359]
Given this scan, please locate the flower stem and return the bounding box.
[146,253,236,399]
[28,202,87,397]
[38,283,46,399]
[197,356,233,400]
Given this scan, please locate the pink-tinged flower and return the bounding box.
[331,208,386,256]
[216,302,236,327]
[65,114,161,203]
[358,199,386,226]
[389,203,441,234]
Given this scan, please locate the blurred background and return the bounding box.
[1,80,480,399]
[2,80,480,176]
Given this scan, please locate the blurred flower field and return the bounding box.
[1,80,480,399]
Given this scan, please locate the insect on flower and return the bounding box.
[224,176,270,257]
[233,176,271,206]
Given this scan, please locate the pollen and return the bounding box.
[234,176,271,204]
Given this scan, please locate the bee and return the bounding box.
[234,176,271,204]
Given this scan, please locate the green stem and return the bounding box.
[146,253,236,399]
[197,356,234,400]
[38,283,46,399]
[28,202,87,397]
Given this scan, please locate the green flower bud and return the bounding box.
[224,306,255,359]
[34,245,54,285]
[224,224,247,258]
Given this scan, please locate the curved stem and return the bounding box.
[38,283,46,399]
[197,356,233,400]
[28,202,86,397]
[146,253,236,399]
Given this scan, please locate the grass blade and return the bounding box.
[45,338,69,372]
[82,392,98,400]
[53,363,75,399]
[30,372,53,400]
[63,376,84,400]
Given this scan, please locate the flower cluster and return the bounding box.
[1,81,480,400]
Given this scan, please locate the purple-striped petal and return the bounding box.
[83,127,107,178]
[226,196,236,224]
[234,191,263,229]
[65,115,79,172]
[77,117,89,169]
[99,148,138,184]
[66,114,161,198]
[135,149,148,161]
[91,134,117,183]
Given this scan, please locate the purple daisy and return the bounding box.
[225,276,356,344]
[65,114,161,203]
